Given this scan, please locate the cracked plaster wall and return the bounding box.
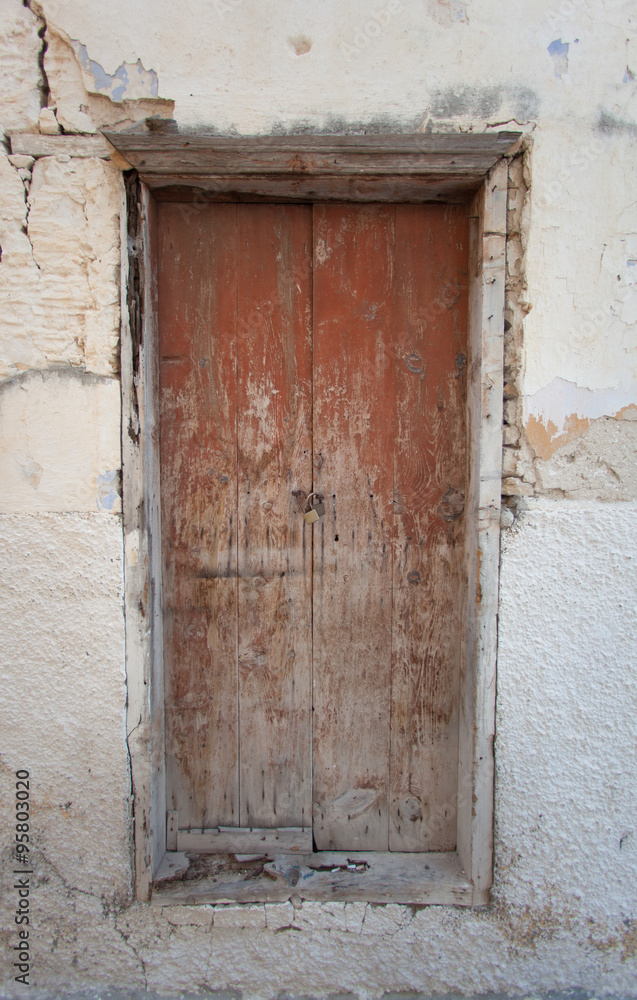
[0,0,636,997]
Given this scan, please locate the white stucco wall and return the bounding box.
[1,504,636,997]
[0,0,636,996]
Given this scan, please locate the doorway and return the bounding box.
[158,201,468,854]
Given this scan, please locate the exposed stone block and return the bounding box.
[0,152,120,380]
[0,0,41,137]
[39,106,61,134]
[501,477,534,497]
[503,424,520,446]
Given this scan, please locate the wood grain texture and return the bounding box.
[103,127,521,205]
[236,205,313,830]
[389,204,469,851]
[456,160,507,896]
[159,202,239,830]
[143,175,478,204]
[103,128,521,176]
[312,205,395,851]
[126,154,501,176]
[159,199,471,857]
[121,174,155,899]
[177,827,312,853]
[151,850,473,905]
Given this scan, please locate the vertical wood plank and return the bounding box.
[236,204,313,830]
[457,160,507,898]
[312,204,395,851]
[389,204,469,851]
[159,202,239,830]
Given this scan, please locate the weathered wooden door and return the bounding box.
[158,201,468,854]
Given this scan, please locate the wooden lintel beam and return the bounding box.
[101,126,522,199]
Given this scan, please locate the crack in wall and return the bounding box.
[29,844,130,918]
[4,151,41,275]
[23,0,50,109]
[112,919,149,990]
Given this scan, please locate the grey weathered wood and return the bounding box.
[120,177,166,900]
[146,175,478,203]
[103,126,520,166]
[143,187,167,886]
[120,173,151,902]
[177,827,312,854]
[154,851,189,882]
[119,152,501,176]
[166,810,178,851]
[456,158,508,903]
[151,849,472,905]
[10,133,111,158]
[102,127,521,203]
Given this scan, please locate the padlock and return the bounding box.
[304,493,325,523]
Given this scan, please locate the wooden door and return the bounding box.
[158,201,468,854]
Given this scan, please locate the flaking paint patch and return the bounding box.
[97,470,121,511]
[534,416,637,499]
[17,455,43,490]
[71,40,159,102]
[524,377,637,459]
[42,24,174,134]
[526,411,591,460]
[547,38,569,79]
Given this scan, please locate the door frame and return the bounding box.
[109,127,519,905]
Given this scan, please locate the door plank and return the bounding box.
[236,204,313,830]
[312,204,395,851]
[177,827,312,854]
[389,204,469,850]
[159,203,239,829]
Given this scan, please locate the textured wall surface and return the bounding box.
[0,0,636,996]
[0,150,121,382]
[0,505,636,998]
[0,0,41,138]
[0,371,121,513]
